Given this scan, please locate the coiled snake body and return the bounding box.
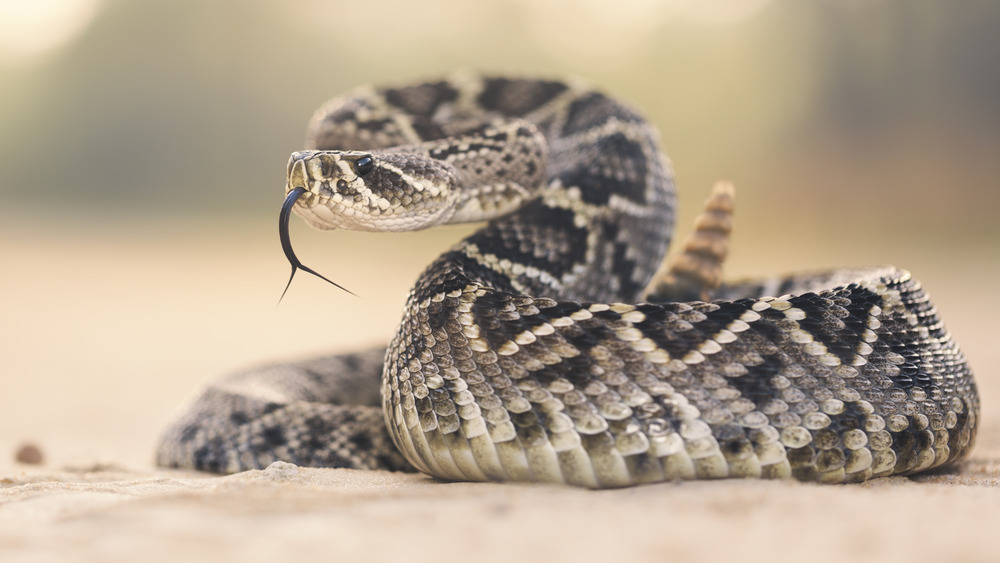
[158,74,979,487]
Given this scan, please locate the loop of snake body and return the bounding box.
[158,74,978,487]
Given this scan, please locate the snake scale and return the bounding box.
[157,73,979,487]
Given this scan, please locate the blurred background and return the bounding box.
[1,0,998,469]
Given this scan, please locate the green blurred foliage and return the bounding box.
[0,0,998,238]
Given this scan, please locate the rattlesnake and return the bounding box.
[157,74,979,487]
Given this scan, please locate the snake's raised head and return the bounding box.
[285,149,460,232]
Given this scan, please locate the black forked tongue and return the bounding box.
[279,187,355,302]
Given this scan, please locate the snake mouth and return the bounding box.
[278,186,355,301]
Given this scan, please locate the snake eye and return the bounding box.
[354,155,374,176]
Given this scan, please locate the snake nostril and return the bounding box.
[336,179,348,191]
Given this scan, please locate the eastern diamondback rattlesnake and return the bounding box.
[157,74,978,487]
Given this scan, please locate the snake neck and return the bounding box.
[413,122,677,306]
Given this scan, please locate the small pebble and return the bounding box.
[16,443,44,465]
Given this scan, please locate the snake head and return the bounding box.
[285,150,460,232]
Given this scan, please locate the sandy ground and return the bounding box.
[2,214,998,563]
